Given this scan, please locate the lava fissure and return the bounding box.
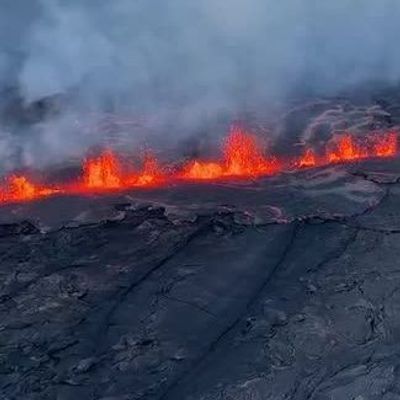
[0,126,398,204]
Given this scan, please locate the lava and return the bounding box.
[373,131,397,157]
[182,125,279,179]
[223,125,280,176]
[134,153,164,186]
[0,127,398,205]
[326,134,369,163]
[182,161,224,180]
[81,150,165,192]
[0,175,60,203]
[297,148,317,168]
[83,151,122,190]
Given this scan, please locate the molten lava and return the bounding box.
[81,150,165,192]
[182,125,279,180]
[0,175,59,203]
[373,131,397,157]
[135,153,164,186]
[297,148,317,168]
[0,127,398,205]
[327,134,368,163]
[83,151,122,190]
[182,161,224,180]
[223,125,279,176]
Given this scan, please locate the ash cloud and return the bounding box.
[1,0,400,170]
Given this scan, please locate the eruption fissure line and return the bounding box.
[0,126,397,205]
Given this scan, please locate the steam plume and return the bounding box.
[1,0,400,170]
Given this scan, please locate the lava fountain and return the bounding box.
[83,150,122,190]
[0,175,60,203]
[0,125,398,205]
[182,125,280,180]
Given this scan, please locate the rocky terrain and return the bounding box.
[0,153,400,399]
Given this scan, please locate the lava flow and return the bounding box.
[0,126,398,205]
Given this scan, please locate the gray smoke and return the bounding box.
[1,0,400,170]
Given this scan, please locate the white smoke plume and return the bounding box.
[0,0,400,170]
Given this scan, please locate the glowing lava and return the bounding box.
[373,131,397,157]
[297,148,317,168]
[135,153,164,186]
[0,175,59,203]
[327,134,368,163]
[182,161,224,180]
[223,125,279,176]
[83,151,122,190]
[183,125,279,180]
[0,127,398,205]
[81,150,165,192]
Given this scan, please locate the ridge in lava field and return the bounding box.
[0,124,397,205]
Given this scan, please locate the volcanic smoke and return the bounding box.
[0,126,397,205]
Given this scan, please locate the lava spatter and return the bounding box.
[182,125,280,180]
[297,148,317,168]
[83,151,122,190]
[0,128,398,205]
[0,175,60,203]
[373,131,397,157]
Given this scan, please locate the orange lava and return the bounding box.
[0,175,60,203]
[373,131,397,157]
[135,153,164,186]
[327,134,368,163]
[297,148,317,168]
[223,125,279,176]
[0,128,398,205]
[83,150,122,190]
[182,161,224,180]
[182,125,279,180]
[80,150,165,192]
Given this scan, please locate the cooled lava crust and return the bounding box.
[1,155,400,400]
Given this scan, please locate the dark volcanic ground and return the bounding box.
[1,156,400,399]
